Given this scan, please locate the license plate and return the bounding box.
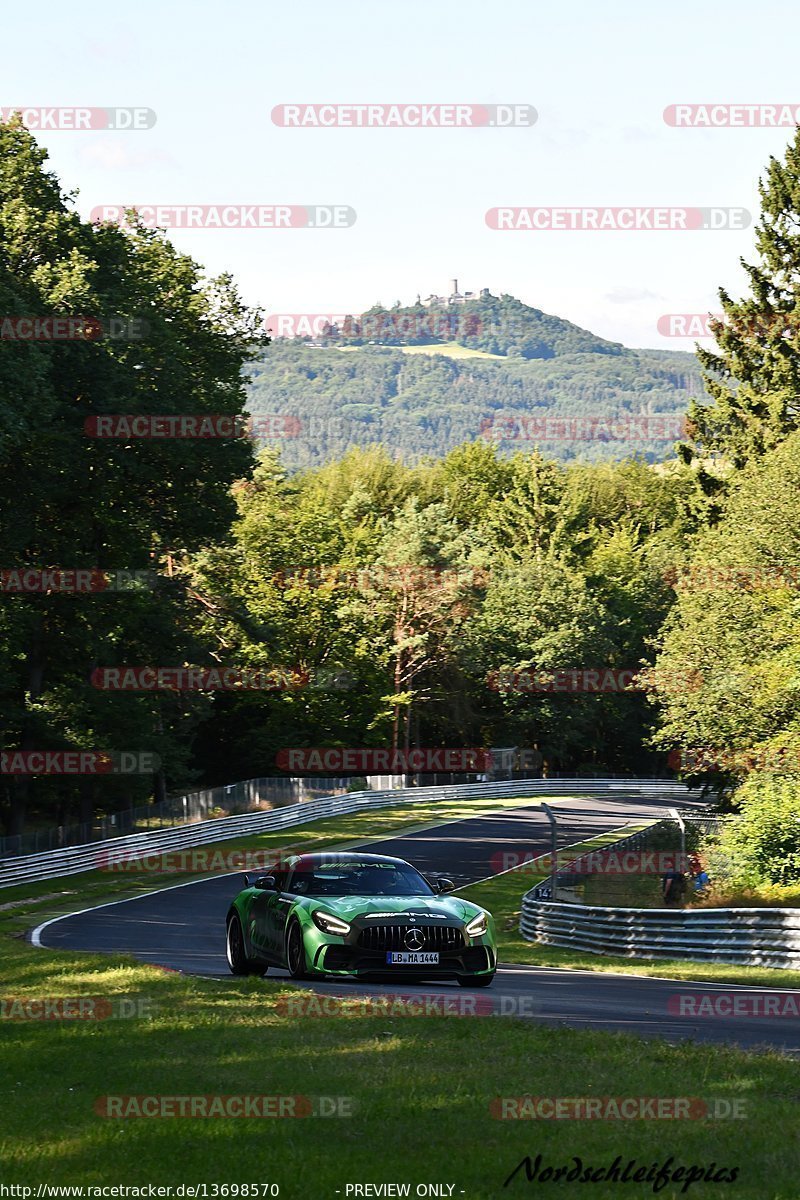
[386,951,439,965]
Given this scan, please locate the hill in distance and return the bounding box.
[247,288,706,469]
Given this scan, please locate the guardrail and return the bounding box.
[0,777,686,890]
[520,899,800,969]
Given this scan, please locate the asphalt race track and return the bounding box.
[32,790,800,1055]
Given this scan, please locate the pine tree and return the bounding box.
[681,127,800,483]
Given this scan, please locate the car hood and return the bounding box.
[307,894,485,923]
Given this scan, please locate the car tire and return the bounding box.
[226,915,264,976]
[286,919,312,980]
[457,973,495,988]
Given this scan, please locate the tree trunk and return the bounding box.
[10,614,47,836]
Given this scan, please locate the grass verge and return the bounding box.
[0,803,796,1196]
[0,928,796,1196]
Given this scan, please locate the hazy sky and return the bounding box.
[3,0,800,348]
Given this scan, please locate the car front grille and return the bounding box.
[357,924,465,953]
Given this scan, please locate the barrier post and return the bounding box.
[541,802,558,900]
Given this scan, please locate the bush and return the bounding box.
[712,775,800,887]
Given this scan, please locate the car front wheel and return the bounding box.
[457,972,495,988]
[286,919,312,980]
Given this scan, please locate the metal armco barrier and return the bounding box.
[520,899,800,969]
[0,777,685,889]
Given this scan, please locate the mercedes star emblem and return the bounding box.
[404,927,426,950]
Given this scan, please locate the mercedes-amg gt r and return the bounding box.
[225,851,496,985]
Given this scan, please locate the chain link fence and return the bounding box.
[0,775,358,858]
[0,766,682,859]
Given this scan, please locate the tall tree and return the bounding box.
[0,117,260,835]
[682,127,800,490]
[651,430,800,791]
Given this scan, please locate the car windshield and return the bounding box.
[289,861,435,897]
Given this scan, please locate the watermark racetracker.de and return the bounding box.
[273,565,488,591]
[90,666,309,691]
[94,1094,355,1118]
[490,1095,747,1119]
[0,569,158,593]
[271,103,537,128]
[0,316,148,341]
[90,205,356,229]
[486,667,702,693]
[657,312,800,339]
[479,414,686,442]
[485,206,751,231]
[0,106,156,129]
[664,103,800,127]
[275,993,541,1017]
[663,564,800,590]
[0,995,156,1020]
[96,847,300,874]
[489,849,689,875]
[266,312,484,340]
[274,747,491,773]
[0,750,159,775]
[84,414,301,439]
[668,747,800,773]
[667,991,800,1018]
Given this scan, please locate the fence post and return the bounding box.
[669,806,686,868]
[541,803,558,901]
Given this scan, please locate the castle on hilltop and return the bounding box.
[417,280,490,307]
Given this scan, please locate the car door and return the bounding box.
[248,867,290,961]
[262,867,298,960]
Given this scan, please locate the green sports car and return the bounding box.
[225,851,497,986]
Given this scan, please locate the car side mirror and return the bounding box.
[435,877,455,893]
[251,874,277,891]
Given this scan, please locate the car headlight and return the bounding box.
[465,912,488,937]
[312,910,351,936]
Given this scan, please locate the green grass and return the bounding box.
[0,942,795,1195]
[397,341,506,360]
[694,882,800,909]
[1,804,798,1196]
[333,341,506,359]
[582,869,665,908]
[0,913,796,1197]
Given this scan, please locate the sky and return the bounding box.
[2,0,800,349]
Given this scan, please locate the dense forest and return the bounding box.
[3,113,800,843]
[248,313,703,468]
[184,445,693,787]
